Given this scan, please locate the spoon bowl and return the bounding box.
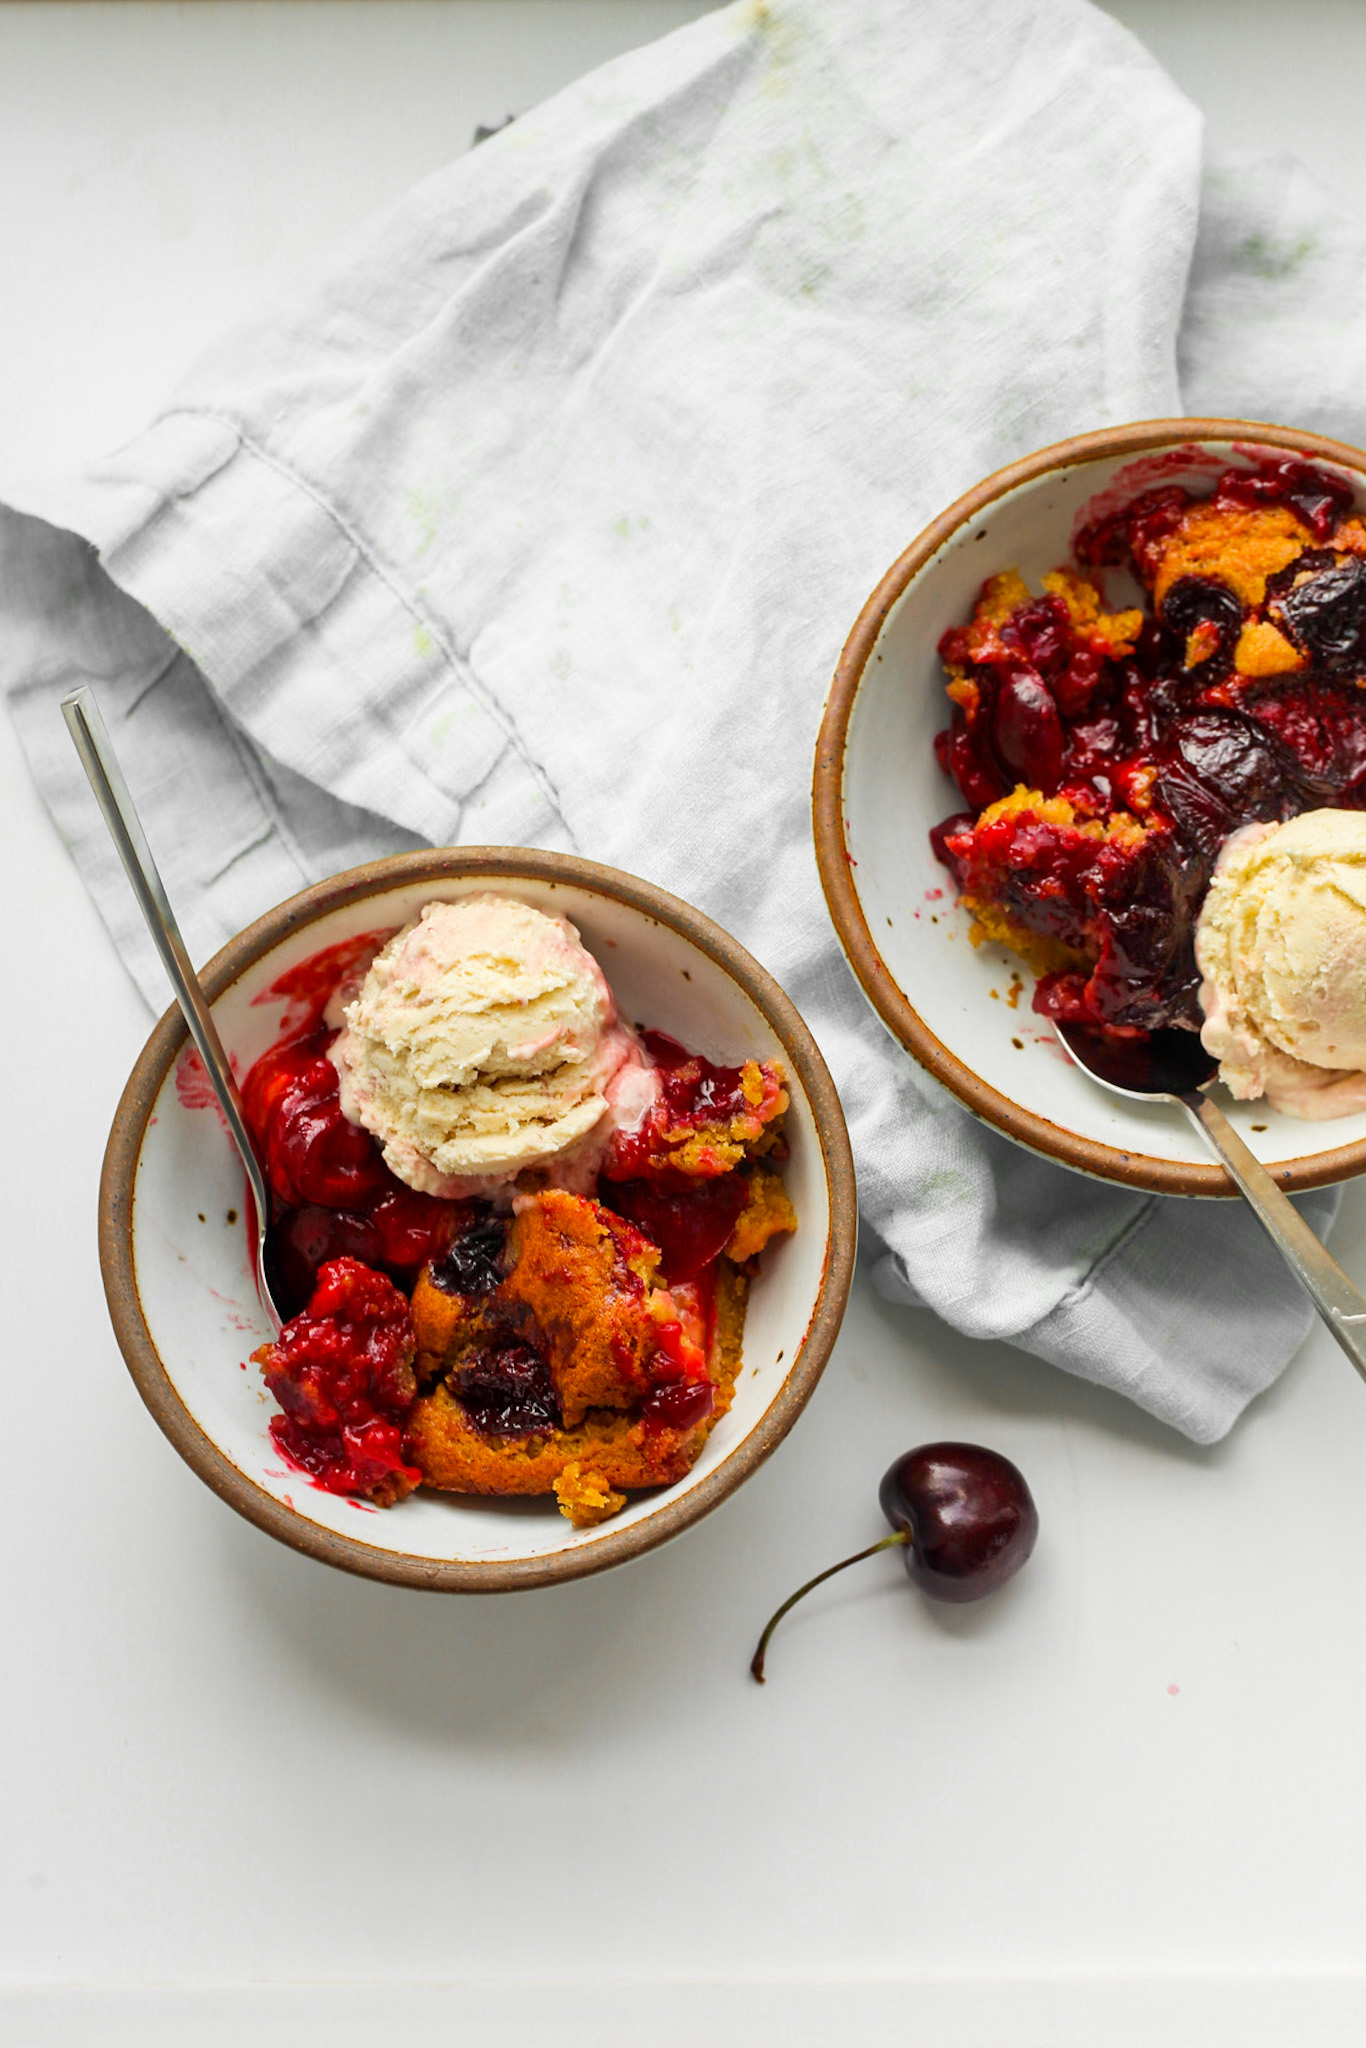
[1055,1021,1366,1386]
[1054,1023,1216,1103]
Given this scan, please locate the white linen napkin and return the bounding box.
[4,0,1360,1442]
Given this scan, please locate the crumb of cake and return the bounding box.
[553,1464,628,1528]
[974,786,1093,833]
[1150,501,1310,608]
[1040,568,1142,655]
[726,1164,798,1264]
[710,1260,748,1403]
[962,897,1092,977]
[1234,619,1306,677]
[970,569,1033,633]
[650,1063,789,1177]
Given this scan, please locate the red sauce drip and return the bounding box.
[643,1029,752,1125]
[603,1030,781,1182]
[604,1174,746,1282]
[262,1258,421,1499]
[639,1376,715,1435]
[251,929,395,1038]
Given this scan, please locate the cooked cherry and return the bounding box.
[1278,556,1366,668]
[365,1185,460,1271]
[265,1203,383,1320]
[429,1214,508,1296]
[751,1443,1038,1682]
[245,1031,389,1210]
[260,1258,420,1501]
[268,1071,388,1209]
[639,1376,714,1434]
[930,809,977,872]
[1245,677,1366,801]
[455,1340,560,1436]
[1213,457,1353,541]
[937,713,1007,811]
[1004,595,1071,678]
[604,1174,747,1282]
[1076,484,1189,574]
[991,666,1064,790]
[1160,575,1243,671]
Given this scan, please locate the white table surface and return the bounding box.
[6,4,1366,2043]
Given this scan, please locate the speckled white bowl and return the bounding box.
[814,418,1366,1196]
[101,849,856,1591]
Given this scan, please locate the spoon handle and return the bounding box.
[1180,1089,1366,1384]
[60,685,271,1235]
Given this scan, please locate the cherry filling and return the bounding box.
[602,1174,747,1283]
[602,1029,784,1181]
[1211,456,1354,540]
[245,1029,458,1314]
[639,1376,715,1435]
[429,1215,509,1296]
[260,1258,420,1501]
[244,1031,386,1209]
[647,1030,753,1122]
[933,460,1366,1036]
[455,1340,560,1436]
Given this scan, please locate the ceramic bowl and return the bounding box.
[100,848,856,1591]
[814,418,1366,1197]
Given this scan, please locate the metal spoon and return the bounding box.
[62,685,282,1330]
[1056,1021,1366,1385]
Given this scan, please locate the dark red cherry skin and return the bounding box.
[879,1443,1038,1604]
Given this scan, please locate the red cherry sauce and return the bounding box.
[597,1030,770,1420]
[639,1375,714,1435]
[241,937,460,1314]
[604,1173,747,1284]
[261,1258,421,1501]
[603,1029,783,1180]
[250,930,396,1039]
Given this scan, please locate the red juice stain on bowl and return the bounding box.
[175,1043,240,1121]
[250,928,397,1037]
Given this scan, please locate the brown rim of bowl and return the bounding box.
[814,416,1366,1199]
[100,846,857,1594]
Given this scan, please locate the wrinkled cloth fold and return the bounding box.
[5,0,1362,1441]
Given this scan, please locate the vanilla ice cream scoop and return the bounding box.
[330,895,655,1194]
[1196,810,1366,1119]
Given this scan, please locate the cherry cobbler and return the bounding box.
[931,457,1366,1038]
[233,935,795,1527]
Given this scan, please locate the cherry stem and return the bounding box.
[750,1528,911,1683]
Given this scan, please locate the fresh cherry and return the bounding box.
[750,1442,1038,1683]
